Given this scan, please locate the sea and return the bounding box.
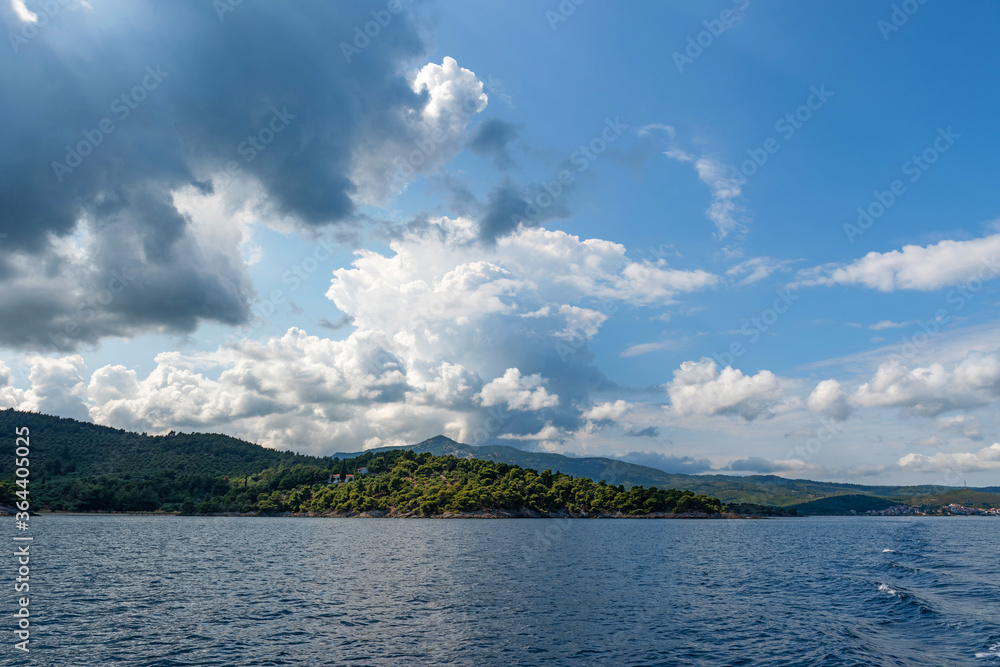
[5,515,999,666]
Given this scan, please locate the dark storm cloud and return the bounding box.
[0,0,428,350]
[468,119,518,168]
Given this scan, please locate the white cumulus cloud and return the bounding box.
[853,350,1000,417]
[479,368,558,411]
[807,379,853,421]
[667,358,784,421]
[796,233,1000,291]
[581,400,630,422]
[897,443,1000,473]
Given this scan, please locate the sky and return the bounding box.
[2,0,1000,485]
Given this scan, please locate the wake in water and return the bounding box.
[976,642,1000,660]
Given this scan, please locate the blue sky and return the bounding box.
[2,0,1000,484]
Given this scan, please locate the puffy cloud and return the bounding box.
[581,400,630,422]
[326,218,717,337]
[897,443,1000,473]
[479,368,558,411]
[412,57,488,131]
[796,233,1000,291]
[667,359,784,421]
[21,355,89,420]
[806,379,853,421]
[853,350,1000,416]
[84,328,487,452]
[0,355,87,419]
[323,217,718,434]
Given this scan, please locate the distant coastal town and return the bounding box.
[861,503,1000,517]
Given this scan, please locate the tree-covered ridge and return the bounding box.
[301,450,723,516]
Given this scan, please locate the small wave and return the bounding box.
[878,583,897,596]
[975,642,1000,659]
[882,548,897,553]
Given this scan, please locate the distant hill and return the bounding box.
[788,494,898,516]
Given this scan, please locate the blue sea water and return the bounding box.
[4,515,999,666]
